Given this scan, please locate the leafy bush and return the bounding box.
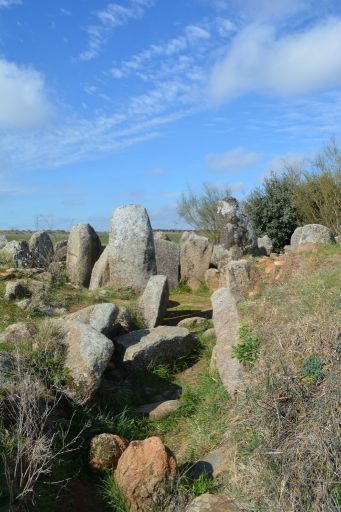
[244,172,297,252]
[232,325,260,366]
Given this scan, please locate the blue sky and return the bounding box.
[1,0,341,230]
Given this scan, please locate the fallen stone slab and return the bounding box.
[115,326,197,371]
[186,493,240,512]
[135,399,180,421]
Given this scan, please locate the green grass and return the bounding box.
[232,324,260,367]
[101,475,128,512]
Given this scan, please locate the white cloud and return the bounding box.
[80,0,154,61]
[0,59,53,129]
[0,0,22,8]
[210,17,341,103]
[205,147,261,172]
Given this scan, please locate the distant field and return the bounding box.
[0,230,184,245]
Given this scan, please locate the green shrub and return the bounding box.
[232,325,260,366]
[301,354,327,384]
[244,172,298,252]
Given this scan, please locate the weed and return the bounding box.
[171,283,192,295]
[232,325,260,366]
[101,473,128,512]
[301,354,327,384]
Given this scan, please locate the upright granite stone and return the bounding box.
[180,233,213,289]
[109,205,156,293]
[257,235,273,256]
[155,238,180,289]
[219,260,251,301]
[211,244,230,269]
[138,275,169,328]
[210,288,243,395]
[29,231,54,267]
[290,224,335,248]
[66,223,101,287]
[89,245,110,290]
[217,197,257,259]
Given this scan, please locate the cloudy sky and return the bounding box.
[1,0,341,230]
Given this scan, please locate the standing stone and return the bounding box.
[1,240,31,268]
[155,238,180,289]
[217,198,257,259]
[138,275,169,328]
[109,205,156,293]
[180,233,213,289]
[205,268,220,292]
[66,223,101,287]
[211,244,230,269]
[219,260,251,301]
[290,224,335,248]
[29,231,54,268]
[114,437,177,512]
[89,245,110,290]
[210,288,243,395]
[257,235,273,256]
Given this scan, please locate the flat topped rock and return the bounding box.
[114,326,197,370]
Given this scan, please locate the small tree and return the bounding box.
[177,183,231,242]
[244,172,298,252]
[289,138,341,235]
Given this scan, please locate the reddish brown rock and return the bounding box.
[114,436,177,512]
[89,434,129,472]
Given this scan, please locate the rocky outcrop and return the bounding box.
[138,275,169,328]
[290,224,335,248]
[54,319,114,403]
[89,245,110,290]
[1,240,31,268]
[109,204,156,293]
[89,434,129,472]
[66,223,102,287]
[155,238,180,289]
[114,436,177,512]
[217,198,257,258]
[115,326,197,371]
[210,288,243,395]
[180,233,213,289]
[28,231,54,268]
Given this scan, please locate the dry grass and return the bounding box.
[219,245,341,511]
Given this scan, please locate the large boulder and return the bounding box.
[115,326,197,371]
[180,233,213,289]
[155,238,180,289]
[138,275,169,328]
[186,494,239,512]
[290,224,335,248]
[109,204,156,293]
[114,436,177,512]
[0,235,7,249]
[89,245,110,290]
[210,288,243,395]
[28,231,54,268]
[257,235,273,256]
[54,319,114,403]
[1,240,31,268]
[217,198,257,258]
[64,303,131,338]
[66,223,102,287]
[89,434,129,472]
